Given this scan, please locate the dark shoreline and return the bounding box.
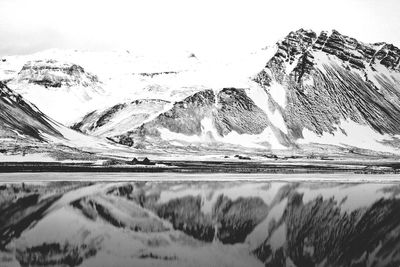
[0,160,399,174]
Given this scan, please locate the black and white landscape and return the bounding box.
[2,29,400,166]
[1,0,400,266]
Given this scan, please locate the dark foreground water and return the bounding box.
[1,173,400,267]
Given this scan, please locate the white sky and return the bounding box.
[0,0,399,57]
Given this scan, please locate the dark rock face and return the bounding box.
[285,63,400,136]
[71,110,97,132]
[134,71,179,78]
[109,30,400,151]
[17,60,100,88]
[144,90,216,136]
[94,103,128,129]
[114,88,272,146]
[375,44,400,70]
[268,29,318,82]
[0,81,62,140]
[117,135,135,147]
[266,29,400,76]
[215,88,270,136]
[72,103,128,132]
[254,29,400,139]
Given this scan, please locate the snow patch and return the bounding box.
[246,84,288,134]
[268,82,287,108]
[299,119,400,154]
[365,62,400,93]
[285,54,301,74]
[40,121,118,151]
[159,119,286,150]
[313,51,339,75]
[0,153,56,162]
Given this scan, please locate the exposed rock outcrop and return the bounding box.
[72,99,170,137]
[0,81,62,141]
[17,60,100,88]
[112,88,276,148]
[254,29,400,143]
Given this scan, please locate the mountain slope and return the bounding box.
[72,99,171,137]
[111,88,289,149]
[253,29,400,152]
[3,30,400,155]
[74,30,400,154]
[5,59,104,124]
[0,81,122,160]
[0,81,62,141]
[0,47,273,126]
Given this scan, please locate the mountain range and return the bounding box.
[1,29,400,162]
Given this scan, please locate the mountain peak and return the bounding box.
[284,29,318,47]
[273,29,400,72]
[252,28,400,153]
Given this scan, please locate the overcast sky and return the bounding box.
[0,0,399,57]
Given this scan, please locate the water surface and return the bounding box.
[1,174,400,266]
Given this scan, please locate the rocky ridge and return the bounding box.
[254,29,400,147]
[110,88,291,149]
[0,81,62,141]
[73,29,400,153]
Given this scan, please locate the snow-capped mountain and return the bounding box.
[2,29,400,155]
[0,81,121,159]
[3,59,104,125]
[109,88,290,150]
[77,29,399,154]
[0,48,271,125]
[254,29,400,153]
[0,49,203,126]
